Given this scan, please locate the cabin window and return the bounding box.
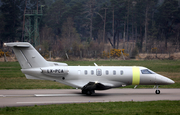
[141,69,154,74]
[96,69,102,76]
[84,70,88,75]
[120,70,124,75]
[105,70,109,75]
[91,70,94,75]
[113,70,116,75]
[120,70,123,75]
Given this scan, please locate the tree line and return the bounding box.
[0,0,180,58]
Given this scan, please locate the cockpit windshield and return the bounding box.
[141,69,155,74]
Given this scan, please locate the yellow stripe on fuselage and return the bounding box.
[132,67,140,85]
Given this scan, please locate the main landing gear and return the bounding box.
[81,82,111,96]
[155,85,160,94]
[82,90,95,96]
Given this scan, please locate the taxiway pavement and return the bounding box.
[0,89,180,107]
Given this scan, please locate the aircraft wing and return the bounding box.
[80,81,125,95]
[82,82,111,91]
[81,81,125,91]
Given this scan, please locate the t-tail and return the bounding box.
[4,42,49,69]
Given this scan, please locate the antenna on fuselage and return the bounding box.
[134,85,138,89]
[94,63,98,66]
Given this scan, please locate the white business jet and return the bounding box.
[4,42,174,95]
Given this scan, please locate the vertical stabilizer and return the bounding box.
[4,42,49,69]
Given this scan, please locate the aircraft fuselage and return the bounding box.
[21,65,174,89]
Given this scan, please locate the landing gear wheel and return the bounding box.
[82,90,95,95]
[82,90,86,94]
[155,90,160,94]
[86,90,92,96]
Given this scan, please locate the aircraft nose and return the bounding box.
[156,74,175,85]
[165,78,175,84]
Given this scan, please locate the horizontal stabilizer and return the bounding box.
[4,43,30,48]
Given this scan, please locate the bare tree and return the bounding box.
[61,17,80,53]
[95,8,108,50]
[21,0,27,42]
[82,0,96,41]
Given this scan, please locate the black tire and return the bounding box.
[86,90,92,95]
[155,90,160,94]
[82,90,86,94]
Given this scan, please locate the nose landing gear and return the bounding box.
[155,85,160,94]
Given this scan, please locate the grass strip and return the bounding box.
[0,101,180,115]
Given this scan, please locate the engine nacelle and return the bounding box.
[41,66,69,77]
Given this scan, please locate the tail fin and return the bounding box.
[4,42,49,69]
